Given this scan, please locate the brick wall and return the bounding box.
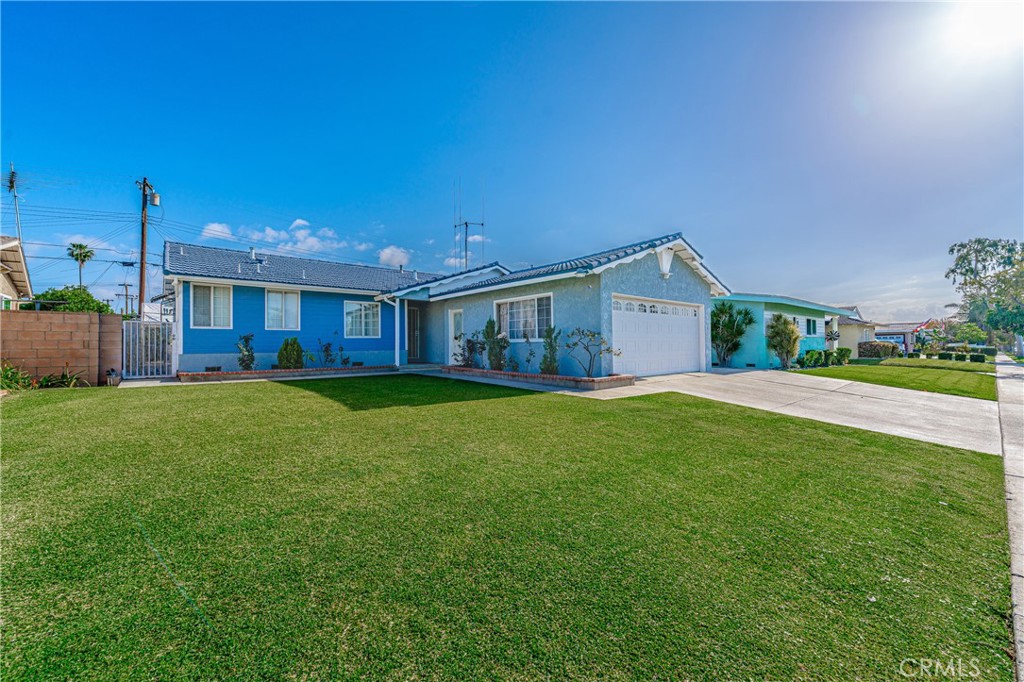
[0,311,122,386]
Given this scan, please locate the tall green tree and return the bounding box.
[946,238,1023,341]
[66,243,95,289]
[765,314,801,369]
[711,301,756,368]
[29,286,114,314]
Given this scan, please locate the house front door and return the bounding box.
[449,309,463,364]
[407,307,421,362]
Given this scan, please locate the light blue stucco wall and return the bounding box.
[177,281,405,372]
[419,275,602,376]
[415,251,715,377]
[598,252,715,375]
[715,301,828,369]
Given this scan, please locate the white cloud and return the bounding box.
[424,238,435,246]
[200,222,232,240]
[378,245,411,267]
[352,241,374,252]
[289,218,311,230]
[443,257,462,268]
[467,235,489,243]
[317,227,337,239]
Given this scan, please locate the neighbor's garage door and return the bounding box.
[612,296,702,376]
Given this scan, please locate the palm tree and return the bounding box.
[67,243,95,289]
[711,301,756,368]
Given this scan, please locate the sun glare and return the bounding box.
[939,1,1023,61]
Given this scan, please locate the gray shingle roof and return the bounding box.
[163,241,436,292]
[433,233,695,297]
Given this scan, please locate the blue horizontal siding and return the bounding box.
[179,281,402,371]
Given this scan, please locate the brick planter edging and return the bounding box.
[441,365,635,391]
[177,365,396,383]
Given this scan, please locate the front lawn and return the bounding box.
[798,364,998,400]
[2,376,1012,679]
[881,357,995,372]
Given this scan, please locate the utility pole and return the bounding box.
[6,162,24,241]
[136,177,157,318]
[119,282,135,316]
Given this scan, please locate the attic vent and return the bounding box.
[249,247,257,260]
[301,269,306,279]
[179,246,184,255]
[237,263,241,274]
[414,270,419,281]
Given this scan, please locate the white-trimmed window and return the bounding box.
[192,284,231,328]
[345,301,380,338]
[496,294,552,341]
[266,289,300,330]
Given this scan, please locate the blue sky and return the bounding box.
[2,1,1021,319]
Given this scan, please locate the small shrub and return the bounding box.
[858,341,900,358]
[277,337,304,369]
[981,346,997,357]
[937,351,953,360]
[522,333,537,373]
[564,328,620,378]
[969,353,986,363]
[37,363,87,388]
[822,349,836,366]
[835,347,852,365]
[540,327,561,375]
[801,350,823,368]
[316,332,346,367]
[236,333,256,371]
[907,351,921,358]
[481,319,509,371]
[953,353,967,362]
[1,362,35,391]
[452,332,484,368]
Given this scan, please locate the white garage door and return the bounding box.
[612,296,703,376]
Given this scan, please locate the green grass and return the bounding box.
[2,376,1012,680]
[798,364,998,400]
[880,357,996,373]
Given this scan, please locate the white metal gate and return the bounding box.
[123,321,174,378]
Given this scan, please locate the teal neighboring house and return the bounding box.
[714,293,848,369]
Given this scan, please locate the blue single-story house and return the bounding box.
[162,233,730,377]
[712,293,848,369]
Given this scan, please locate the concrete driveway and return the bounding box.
[585,369,1003,454]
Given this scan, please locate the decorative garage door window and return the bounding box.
[497,295,552,340]
[615,299,696,317]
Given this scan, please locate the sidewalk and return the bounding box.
[995,355,1024,682]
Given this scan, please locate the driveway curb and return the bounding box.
[996,356,1024,682]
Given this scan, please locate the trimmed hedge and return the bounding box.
[835,347,852,365]
[858,341,901,358]
[938,351,953,360]
[907,351,921,358]
[953,353,967,362]
[969,353,987,363]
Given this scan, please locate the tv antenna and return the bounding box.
[453,177,484,271]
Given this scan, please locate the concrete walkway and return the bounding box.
[995,356,1024,681]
